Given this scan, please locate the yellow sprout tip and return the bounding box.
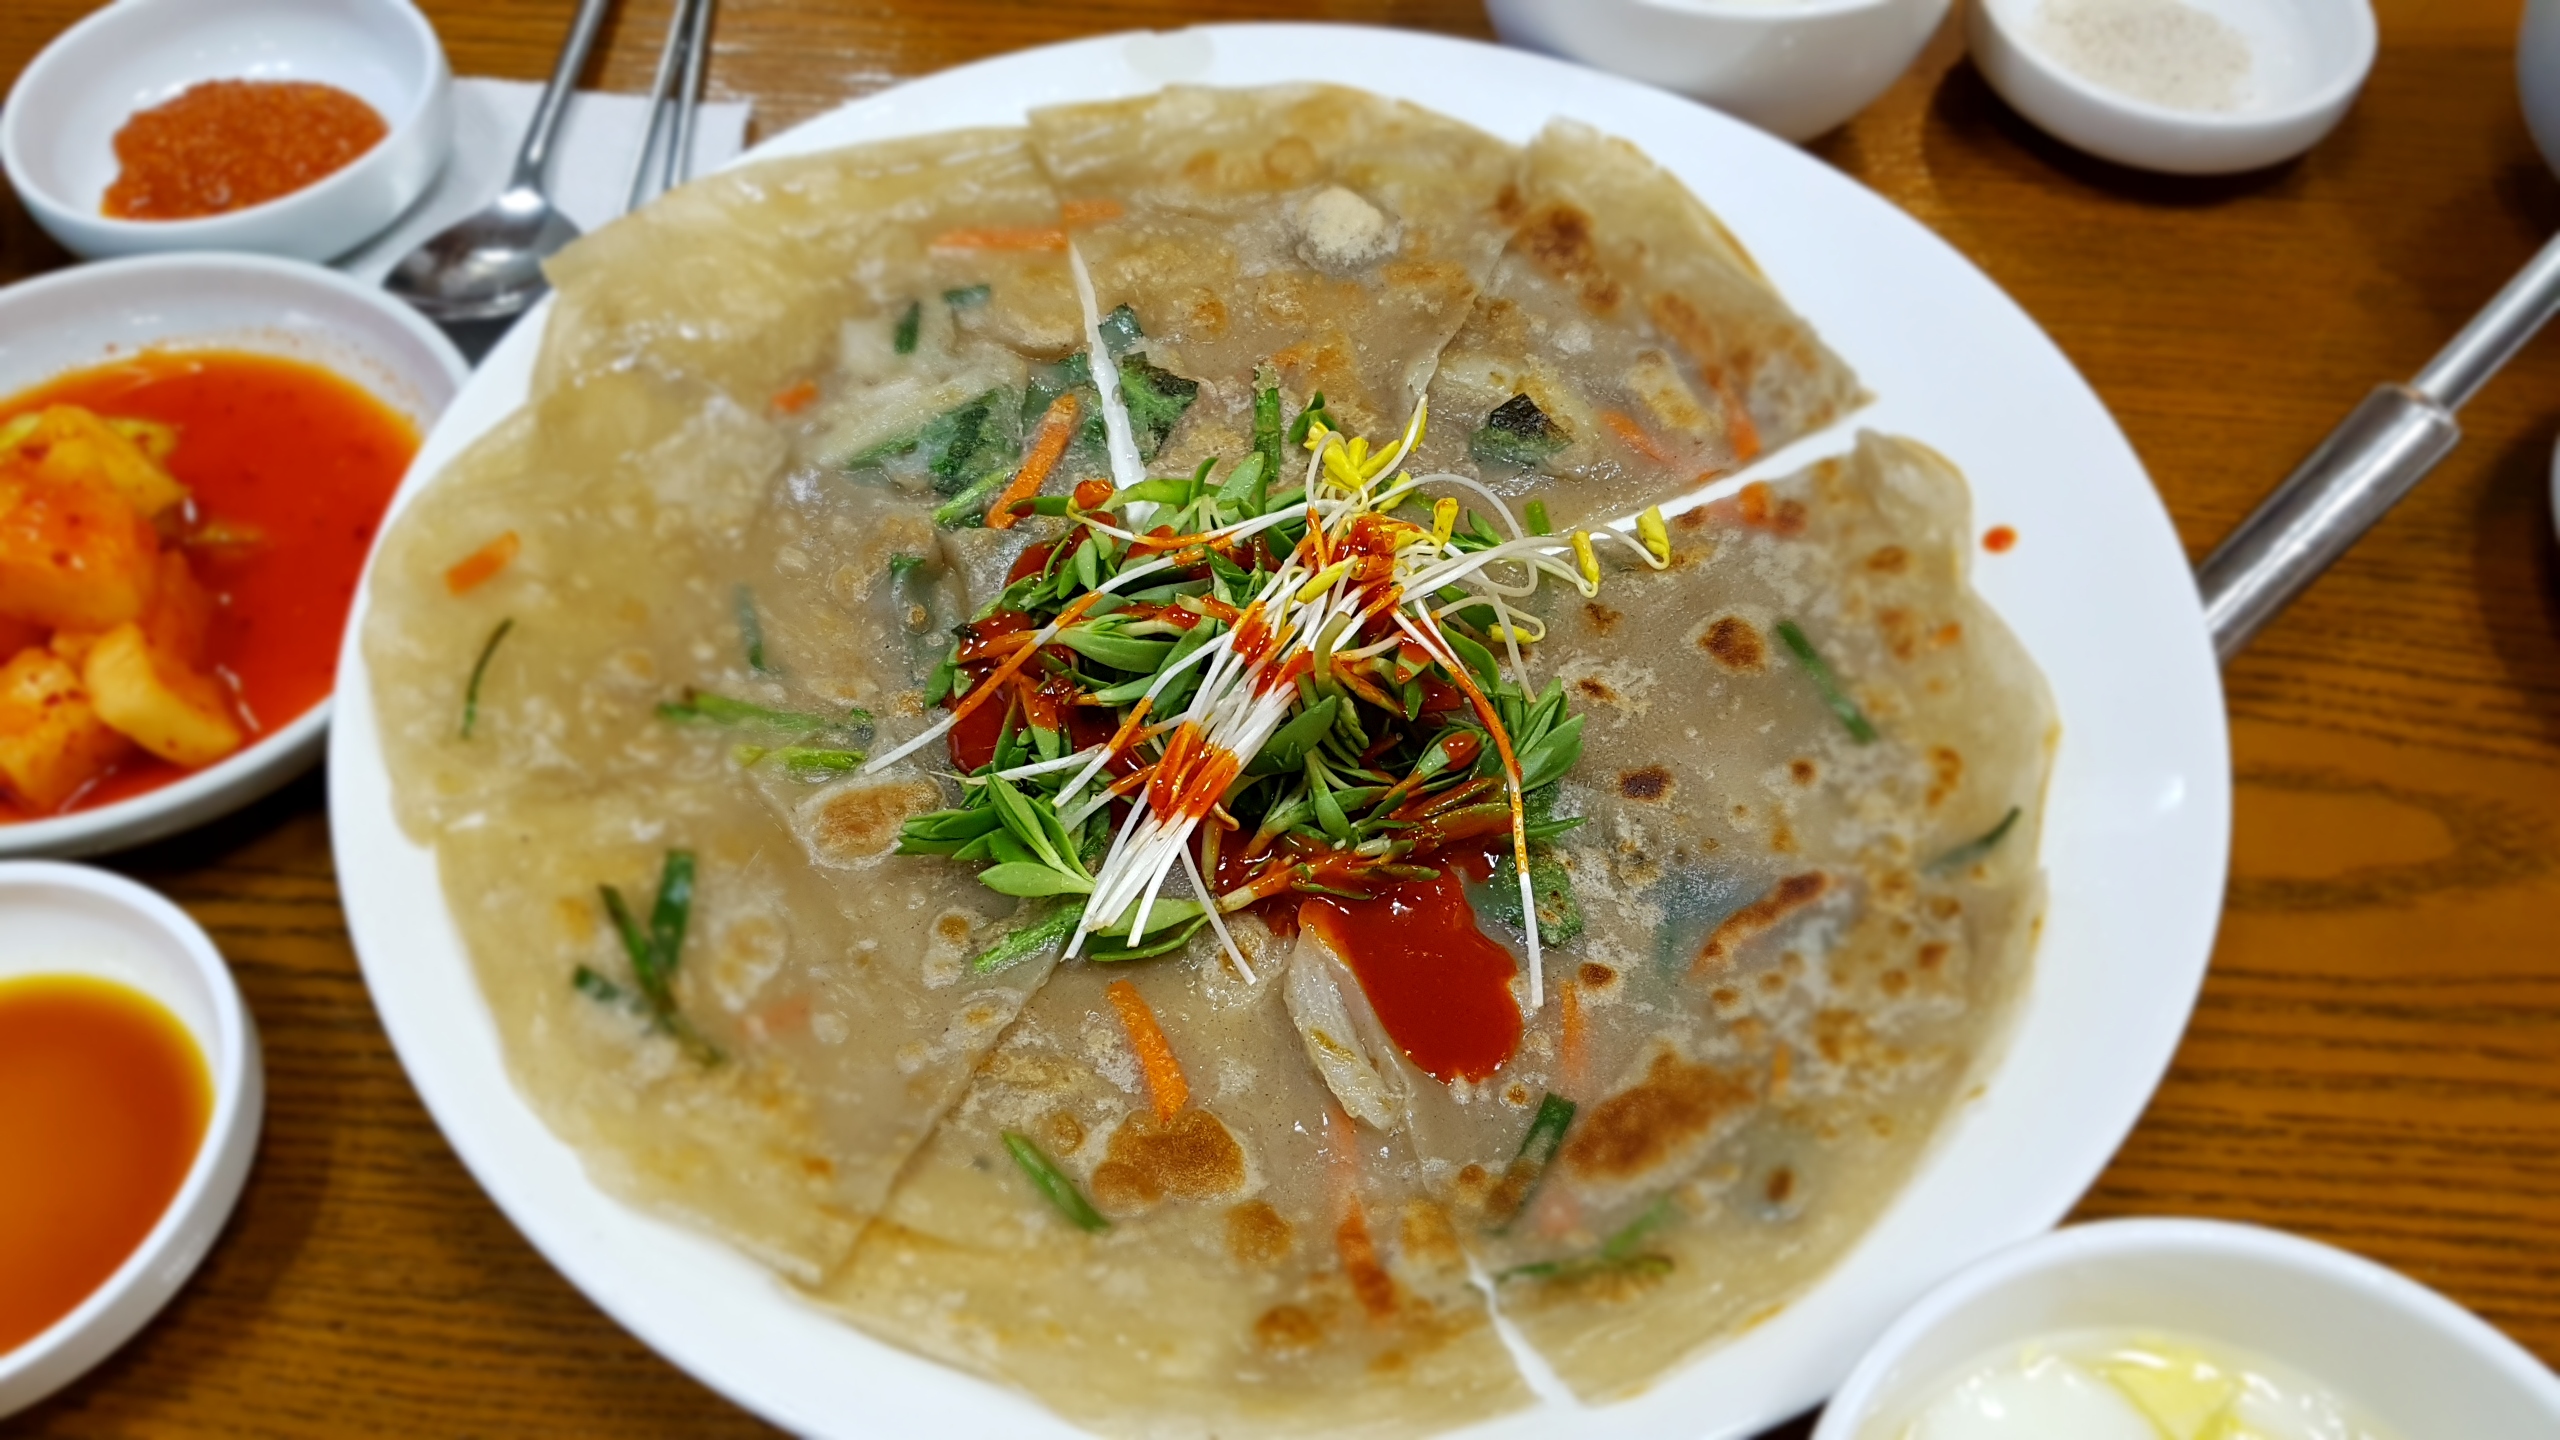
[1638,507,1672,564]
[1571,531,1600,587]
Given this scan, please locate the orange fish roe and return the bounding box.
[103,80,387,221]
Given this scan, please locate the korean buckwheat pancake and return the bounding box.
[365,84,2052,1437]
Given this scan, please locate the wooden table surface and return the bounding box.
[5,0,2556,1433]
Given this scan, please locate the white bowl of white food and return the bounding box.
[1970,0,2376,174]
[1486,0,1953,143]
[1814,1217,2560,1440]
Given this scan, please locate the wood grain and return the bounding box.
[4,0,2556,1433]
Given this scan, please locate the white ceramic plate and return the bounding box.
[330,25,2230,1438]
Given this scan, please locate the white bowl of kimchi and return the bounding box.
[0,252,466,857]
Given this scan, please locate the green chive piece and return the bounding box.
[762,746,867,778]
[1497,1194,1679,1284]
[1488,1092,1577,1231]
[943,283,990,309]
[657,690,863,733]
[933,467,1013,528]
[969,906,1078,973]
[1251,369,1283,510]
[1002,1131,1109,1232]
[460,617,514,739]
[734,585,774,673]
[1524,498,1553,536]
[1774,620,1877,744]
[893,300,922,354]
[595,851,719,1065]
[1929,805,2023,874]
[571,964,625,1005]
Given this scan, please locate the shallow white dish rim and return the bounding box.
[328,24,2231,1439]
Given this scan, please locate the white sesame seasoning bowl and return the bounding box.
[1969,0,2377,175]
[0,0,452,262]
[0,862,263,1421]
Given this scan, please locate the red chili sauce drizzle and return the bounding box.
[1301,869,1524,1084]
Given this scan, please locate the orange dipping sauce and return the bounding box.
[104,79,387,221]
[0,351,418,823]
[0,974,212,1354]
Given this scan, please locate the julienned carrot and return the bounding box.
[444,531,520,595]
[1601,410,1672,465]
[1105,979,1188,1123]
[930,225,1068,252]
[769,378,819,415]
[987,392,1080,531]
[1712,374,1762,463]
[942,589,1107,734]
[1060,197,1123,226]
[1559,980,1587,1092]
[1336,1204,1398,1319]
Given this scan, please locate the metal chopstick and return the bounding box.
[624,0,714,214]
[2196,229,2560,662]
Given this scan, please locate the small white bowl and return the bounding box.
[0,252,468,859]
[1814,1218,2560,1440]
[1,0,453,262]
[1487,0,1952,143]
[1970,0,2376,175]
[0,862,263,1421]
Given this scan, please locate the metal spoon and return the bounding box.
[384,0,619,324]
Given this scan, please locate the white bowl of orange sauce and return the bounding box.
[0,861,261,1420]
[1,0,451,262]
[0,252,466,858]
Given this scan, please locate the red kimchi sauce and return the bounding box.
[0,351,416,823]
[1301,871,1525,1083]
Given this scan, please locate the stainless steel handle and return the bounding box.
[2198,228,2560,663]
[2196,386,2460,662]
[511,0,619,192]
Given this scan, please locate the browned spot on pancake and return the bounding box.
[800,1154,834,1179]
[1503,1081,1534,1108]
[1453,1162,1494,1205]
[1935,621,1964,649]
[1520,203,1622,313]
[1928,746,1964,808]
[1043,1109,1086,1156]
[1694,873,1832,972]
[1929,895,1963,920]
[935,912,972,945]
[1815,1008,1896,1073]
[812,778,939,861]
[1619,765,1674,801]
[1879,606,1920,661]
[1702,615,1765,671]
[1577,676,1619,704]
[1917,941,1950,973]
[1764,1166,1796,1206]
[1790,758,1819,786]
[1227,1200,1293,1267]
[1728,481,1809,536]
[1090,1108,1247,1212]
[1675,506,1710,532]
[1495,182,1527,223]
[1186,290,1230,340]
[1254,1303,1326,1354]
[1880,968,1910,998]
[1708,985,1743,1017]
[1399,1200,1465,1272]
[1562,1051,1758,1184]
[1578,961,1618,989]
[1757,970,1788,996]
[1584,600,1622,636]
[1770,823,1797,854]
[1866,544,1909,574]
[1337,1206,1399,1319]
[1263,135,1320,184]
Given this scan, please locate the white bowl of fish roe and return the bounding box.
[1,0,452,261]
[1815,1217,2560,1440]
[1969,0,2377,175]
[0,862,263,1421]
